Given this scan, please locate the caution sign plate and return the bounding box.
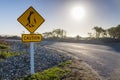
[22,34,42,42]
[17,6,45,33]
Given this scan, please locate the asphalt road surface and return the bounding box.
[43,41,120,80]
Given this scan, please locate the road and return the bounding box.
[43,41,120,80]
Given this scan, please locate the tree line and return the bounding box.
[88,24,120,40]
[42,29,66,39]
[0,35,21,40]
[42,24,120,40]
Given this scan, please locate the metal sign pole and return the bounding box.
[30,41,35,74]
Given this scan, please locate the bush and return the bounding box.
[0,51,20,61]
[58,60,72,67]
[0,44,9,49]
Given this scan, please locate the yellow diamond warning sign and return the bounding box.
[22,34,42,42]
[17,6,45,33]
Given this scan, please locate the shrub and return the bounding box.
[0,44,9,49]
[0,51,20,61]
[58,60,72,67]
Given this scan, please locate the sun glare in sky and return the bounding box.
[71,6,86,20]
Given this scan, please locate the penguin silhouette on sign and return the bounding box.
[26,11,36,28]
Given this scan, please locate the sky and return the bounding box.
[0,0,120,37]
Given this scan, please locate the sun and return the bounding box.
[71,6,86,20]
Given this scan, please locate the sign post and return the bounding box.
[30,40,34,74]
[17,6,45,75]
[29,32,35,74]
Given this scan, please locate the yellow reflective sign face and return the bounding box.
[22,34,42,42]
[17,6,45,33]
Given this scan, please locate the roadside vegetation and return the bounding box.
[0,44,9,49]
[42,29,66,39]
[42,25,120,43]
[0,51,20,61]
[22,61,72,80]
[88,25,120,40]
[22,60,101,80]
[0,35,21,40]
[0,41,21,61]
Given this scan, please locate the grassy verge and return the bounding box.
[0,51,20,61]
[21,60,101,80]
[22,60,72,80]
[0,44,20,61]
